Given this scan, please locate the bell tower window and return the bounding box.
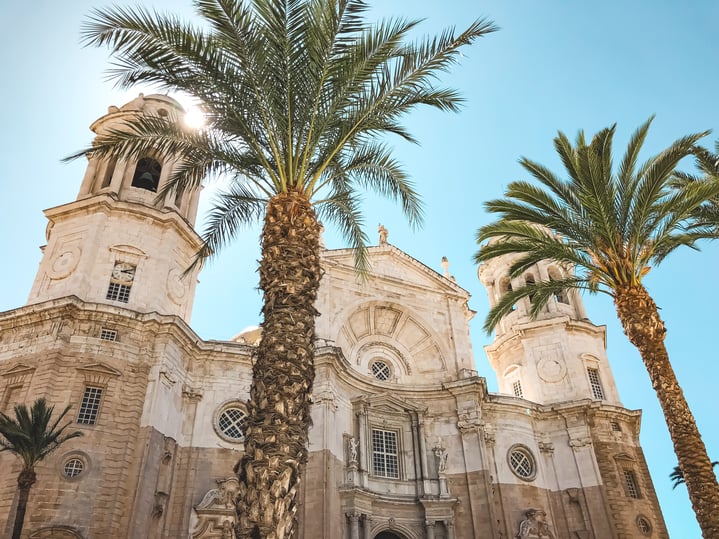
[131,157,161,192]
[525,274,536,303]
[101,157,117,189]
[587,367,605,400]
[548,266,569,304]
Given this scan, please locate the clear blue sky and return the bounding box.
[1,1,717,537]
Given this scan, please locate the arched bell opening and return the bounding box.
[131,157,162,192]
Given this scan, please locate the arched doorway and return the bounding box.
[374,532,404,539]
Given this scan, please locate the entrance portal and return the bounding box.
[374,532,404,539]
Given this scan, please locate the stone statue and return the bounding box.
[378,224,389,245]
[348,437,359,462]
[433,445,448,473]
[517,508,555,539]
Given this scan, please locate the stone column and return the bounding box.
[445,520,455,539]
[417,418,431,494]
[78,158,99,195]
[347,512,360,539]
[357,408,369,487]
[110,158,127,193]
[362,515,372,539]
[425,520,435,539]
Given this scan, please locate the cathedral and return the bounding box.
[0,95,667,538]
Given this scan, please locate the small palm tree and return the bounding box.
[475,118,719,537]
[672,461,719,490]
[0,398,83,539]
[72,1,496,537]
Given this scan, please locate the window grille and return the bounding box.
[624,469,641,498]
[372,429,399,479]
[218,407,247,440]
[512,380,523,398]
[63,458,84,478]
[99,328,118,341]
[106,282,131,303]
[637,516,652,535]
[371,361,391,381]
[610,421,621,432]
[509,447,535,480]
[77,386,103,425]
[587,368,605,400]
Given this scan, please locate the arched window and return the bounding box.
[499,277,516,311]
[131,157,161,192]
[101,157,117,189]
[524,274,536,303]
[548,266,569,304]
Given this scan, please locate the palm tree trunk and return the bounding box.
[615,284,719,538]
[236,190,321,539]
[12,469,36,539]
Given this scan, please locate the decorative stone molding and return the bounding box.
[191,477,239,539]
[77,362,122,386]
[1,363,36,386]
[315,389,337,409]
[182,384,203,400]
[538,441,555,455]
[457,407,483,433]
[29,527,82,539]
[568,436,592,450]
[516,508,556,538]
[483,424,496,446]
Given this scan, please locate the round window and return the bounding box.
[215,405,248,442]
[508,445,536,481]
[636,515,652,535]
[63,458,85,478]
[370,360,391,381]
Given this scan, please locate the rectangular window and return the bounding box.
[99,328,118,341]
[610,421,621,432]
[587,368,605,400]
[623,469,641,498]
[512,380,523,398]
[106,282,131,303]
[77,386,103,425]
[2,385,22,413]
[372,428,399,479]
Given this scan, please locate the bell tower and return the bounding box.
[27,94,203,322]
[478,250,621,406]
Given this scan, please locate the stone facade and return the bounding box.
[0,97,667,539]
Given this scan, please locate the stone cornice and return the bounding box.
[43,193,202,250]
[484,316,606,356]
[0,296,254,364]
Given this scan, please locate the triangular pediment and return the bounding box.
[353,392,426,414]
[109,244,147,257]
[322,245,468,297]
[76,362,122,377]
[2,363,36,377]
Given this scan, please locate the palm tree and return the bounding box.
[0,398,83,539]
[72,2,496,537]
[672,461,718,490]
[474,118,719,538]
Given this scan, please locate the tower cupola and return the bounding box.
[27,95,204,322]
[76,93,201,225]
[479,247,621,406]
